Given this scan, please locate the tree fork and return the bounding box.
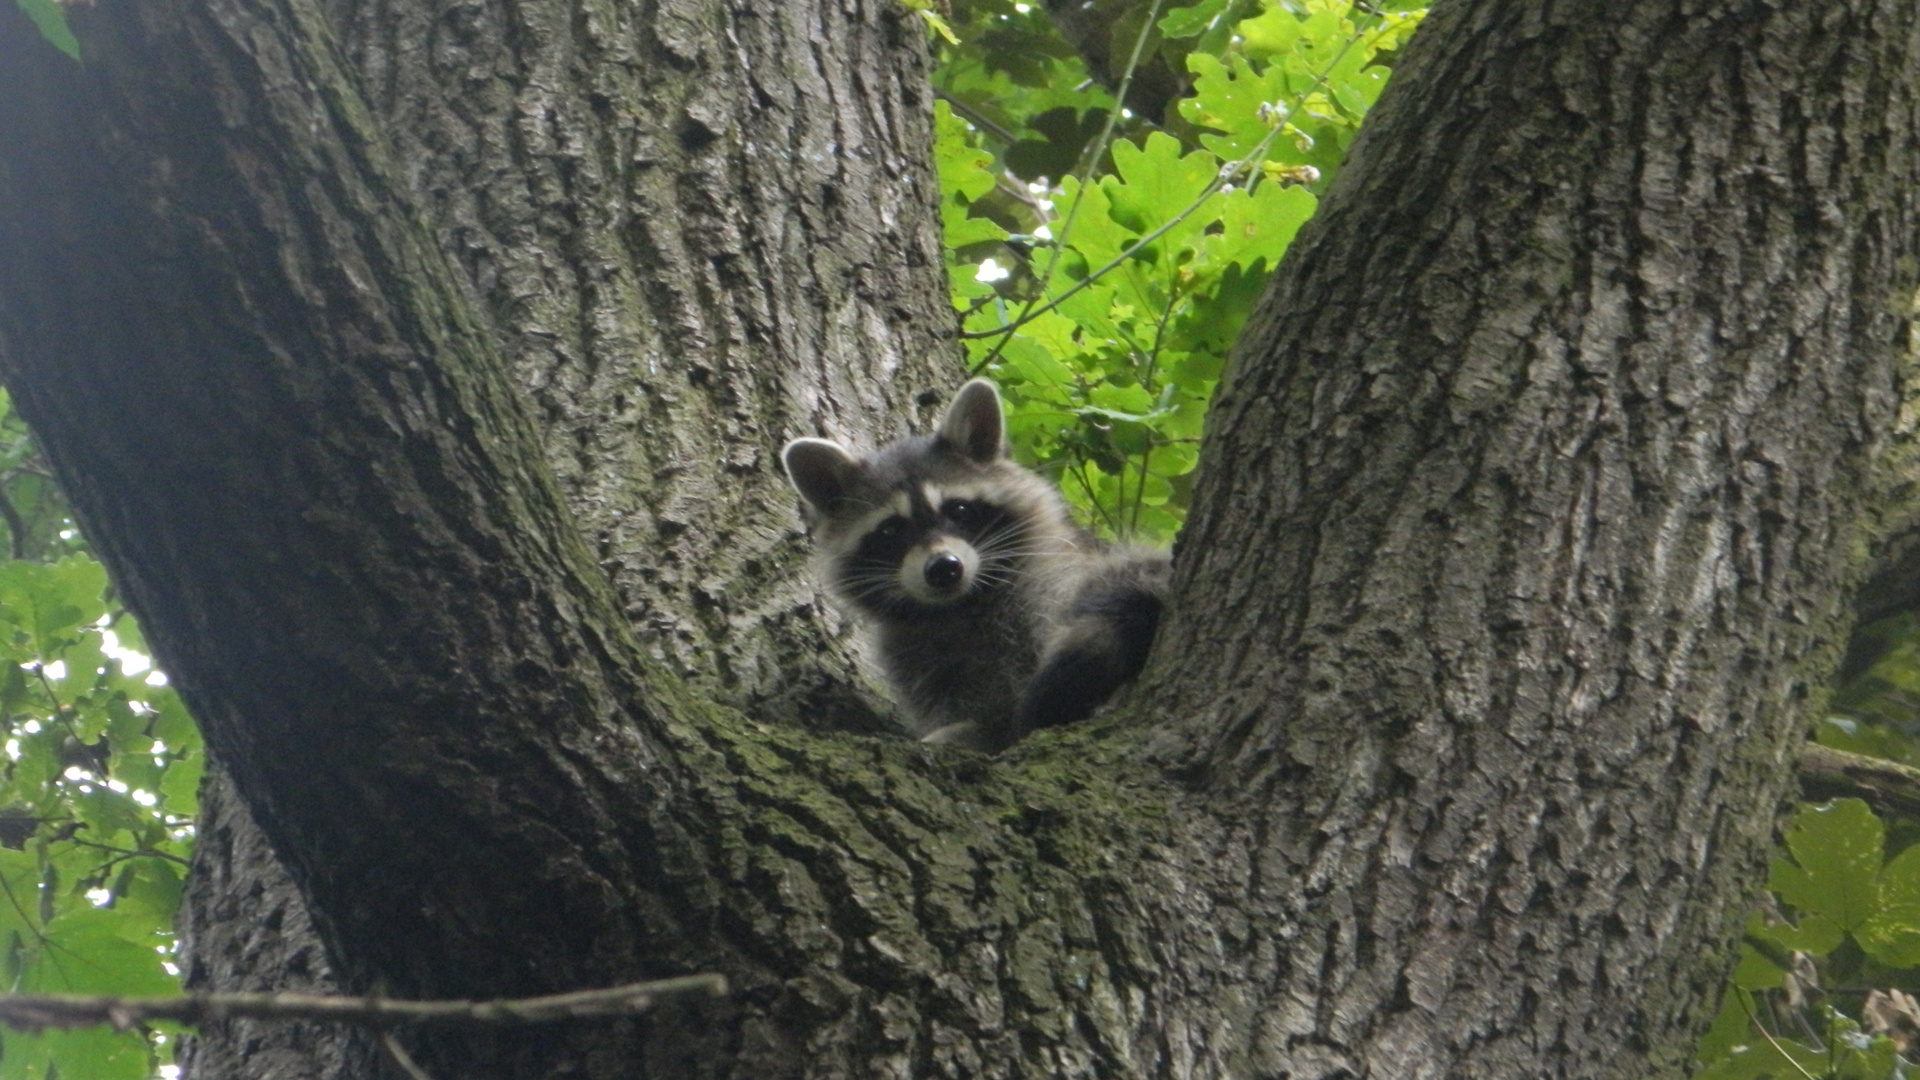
[2,2,1920,1080]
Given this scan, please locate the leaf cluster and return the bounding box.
[934,0,1423,541]
[1697,799,1920,1079]
[0,394,197,1080]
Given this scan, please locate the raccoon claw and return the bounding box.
[920,721,991,750]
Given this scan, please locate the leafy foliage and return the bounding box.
[0,393,196,1078]
[1697,800,1920,1079]
[933,0,1423,541]
[14,0,78,61]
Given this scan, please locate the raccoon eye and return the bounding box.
[873,516,908,541]
[943,499,987,527]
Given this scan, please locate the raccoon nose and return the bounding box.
[924,552,965,591]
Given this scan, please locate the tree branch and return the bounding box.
[1852,521,1920,634]
[0,975,728,1034]
[1798,743,1920,820]
[932,89,1018,146]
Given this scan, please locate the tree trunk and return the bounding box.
[174,766,382,1080]
[1146,2,1920,1074]
[1,2,1917,1080]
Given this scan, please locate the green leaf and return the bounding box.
[1180,52,1290,163]
[1235,1,1312,63]
[0,1028,151,1080]
[1103,133,1220,254]
[1770,799,1882,932]
[1859,842,1920,965]
[14,0,79,61]
[33,908,176,995]
[1748,912,1844,958]
[1729,939,1787,990]
[74,788,147,848]
[934,100,1006,250]
[1694,1032,1828,1080]
[1157,0,1229,38]
[0,848,44,940]
[158,749,202,816]
[1052,175,1136,272]
[11,729,60,797]
[1694,988,1757,1068]
[0,557,109,660]
[1213,182,1316,270]
[1087,381,1157,417]
[147,689,197,751]
[104,613,145,657]
[115,859,182,926]
[990,334,1076,393]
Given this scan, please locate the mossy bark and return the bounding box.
[0,0,1918,1079]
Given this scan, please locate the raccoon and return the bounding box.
[782,379,1170,752]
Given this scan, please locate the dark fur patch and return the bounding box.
[1013,563,1167,738]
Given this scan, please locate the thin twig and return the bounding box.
[1797,742,1920,820]
[959,102,1298,343]
[65,837,194,869]
[381,1032,438,1080]
[1738,989,1820,1080]
[994,173,1052,222]
[1127,294,1181,535]
[934,88,1020,146]
[0,974,729,1034]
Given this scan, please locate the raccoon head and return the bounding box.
[783,380,1069,615]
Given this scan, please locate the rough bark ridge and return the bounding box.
[1149,1,1920,1075]
[0,1,1917,1080]
[323,0,960,729]
[173,770,381,1080]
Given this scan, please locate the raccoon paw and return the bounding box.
[1012,573,1165,740]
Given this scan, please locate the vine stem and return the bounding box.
[969,0,1169,374]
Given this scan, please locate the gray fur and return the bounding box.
[782,379,1169,752]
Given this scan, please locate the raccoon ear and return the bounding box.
[938,379,1006,463]
[783,438,863,513]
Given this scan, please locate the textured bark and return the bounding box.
[324,0,959,731]
[1147,1,1920,1076]
[0,2,1917,1080]
[174,765,380,1080]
